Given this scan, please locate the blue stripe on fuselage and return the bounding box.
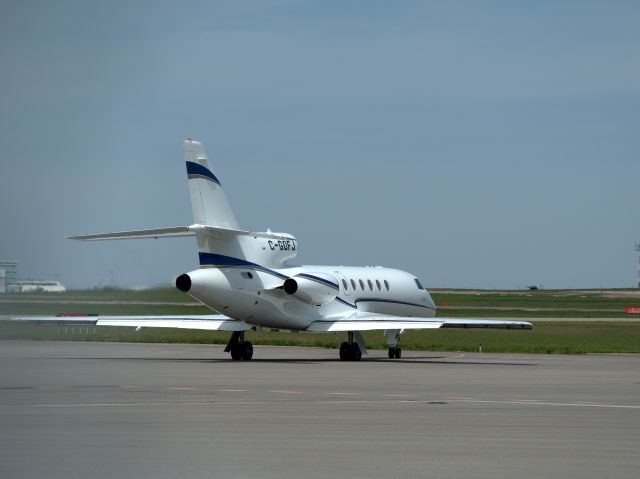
[296,273,339,290]
[198,253,289,280]
[335,297,357,309]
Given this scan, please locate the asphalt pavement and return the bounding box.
[0,341,638,479]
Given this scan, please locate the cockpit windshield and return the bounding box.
[414,278,424,290]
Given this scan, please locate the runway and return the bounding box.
[1,341,638,478]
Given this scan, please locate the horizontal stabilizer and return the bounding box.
[68,224,294,241]
[68,227,193,241]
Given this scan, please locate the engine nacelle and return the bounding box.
[283,272,339,305]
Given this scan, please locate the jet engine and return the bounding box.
[283,272,339,305]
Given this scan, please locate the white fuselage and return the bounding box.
[186,264,437,331]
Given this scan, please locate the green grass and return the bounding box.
[0,287,198,304]
[0,303,210,316]
[2,287,640,354]
[1,320,639,355]
[436,309,632,319]
[431,290,636,310]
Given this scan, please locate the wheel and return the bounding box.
[394,347,401,359]
[388,348,394,359]
[242,341,253,360]
[349,343,361,361]
[339,342,350,361]
[230,344,242,360]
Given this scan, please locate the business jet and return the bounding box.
[18,139,532,360]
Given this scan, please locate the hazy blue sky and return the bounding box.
[1,1,638,290]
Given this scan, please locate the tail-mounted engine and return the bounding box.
[283,272,339,305]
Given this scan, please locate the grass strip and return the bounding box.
[2,320,639,355]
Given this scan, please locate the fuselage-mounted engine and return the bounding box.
[283,272,339,305]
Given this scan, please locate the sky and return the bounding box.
[0,0,638,290]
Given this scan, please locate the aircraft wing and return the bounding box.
[435,318,533,329]
[12,315,251,331]
[306,313,532,332]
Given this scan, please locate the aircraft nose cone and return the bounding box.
[175,273,192,293]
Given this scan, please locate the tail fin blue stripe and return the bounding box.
[186,161,221,186]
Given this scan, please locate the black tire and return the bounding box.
[350,343,362,361]
[230,344,242,360]
[388,348,395,359]
[339,342,350,361]
[242,341,253,360]
[394,347,402,359]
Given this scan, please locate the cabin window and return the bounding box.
[359,279,365,291]
[415,278,424,290]
[384,280,390,291]
[376,279,381,291]
[367,279,373,291]
[350,279,357,290]
[342,279,348,291]
[241,272,254,279]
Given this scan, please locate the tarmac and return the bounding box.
[1,341,638,479]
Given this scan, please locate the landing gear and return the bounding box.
[339,332,363,361]
[225,331,253,360]
[386,330,402,359]
[388,347,401,359]
[230,341,253,360]
[339,342,361,361]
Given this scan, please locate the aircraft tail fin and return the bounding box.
[183,139,239,229]
[68,139,297,267]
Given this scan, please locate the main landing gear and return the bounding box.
[225,331,253,360]
[340,341,362,361]
[339,331,363,361]
[386,330,402,360]
[388,347,401,359]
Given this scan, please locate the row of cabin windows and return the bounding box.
[341,278,389,293]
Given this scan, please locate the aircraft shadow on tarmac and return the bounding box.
[55,356,538,367]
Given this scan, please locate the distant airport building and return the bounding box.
[14,279,66,293]
[0,261,66,293]
[0,261,18,293]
